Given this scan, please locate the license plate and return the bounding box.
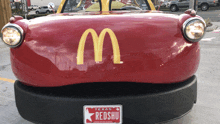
[83,105,122,124]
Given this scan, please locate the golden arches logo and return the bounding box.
[77,28,122,65]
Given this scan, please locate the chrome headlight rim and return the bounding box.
[182,17,206,43]
[1,23,24,48]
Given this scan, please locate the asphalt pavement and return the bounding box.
[0,22,220,124]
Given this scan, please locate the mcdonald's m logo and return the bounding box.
[77,28,122,65]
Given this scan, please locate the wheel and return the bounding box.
[46,11,50,14]
[170,5,178,12]
[36,11,39,14]
[201,3,209,11]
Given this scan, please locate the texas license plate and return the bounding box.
[83,105,122,124]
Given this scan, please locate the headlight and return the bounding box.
[1,23,24,48]
[182,17,206,42]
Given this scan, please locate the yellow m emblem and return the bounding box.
[77,28,121,65]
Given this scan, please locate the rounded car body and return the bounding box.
[1,0,205,124]
[10,12,201,87]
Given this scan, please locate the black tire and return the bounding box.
[36,11,39,14]
[170,5,178,12]
[201,3,209,11]
[46,11,50,14]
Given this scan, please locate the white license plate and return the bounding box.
[84,105,122,124]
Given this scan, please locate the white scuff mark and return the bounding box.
[201,37,216,41]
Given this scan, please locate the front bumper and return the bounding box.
[15,76,197,124]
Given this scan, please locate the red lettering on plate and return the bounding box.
[84,105,122,124]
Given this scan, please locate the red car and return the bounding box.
[1,0,205,123]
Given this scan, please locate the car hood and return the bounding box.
[27,11,181,25]
[11,11,200,86]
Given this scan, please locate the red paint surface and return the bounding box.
[27,0,31,7]
[10,16,24,23]
[10,11,200,87]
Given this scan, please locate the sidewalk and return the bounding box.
[206,22,220,32]
[212,22,220,27]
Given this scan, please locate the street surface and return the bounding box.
[0,14,220,124]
